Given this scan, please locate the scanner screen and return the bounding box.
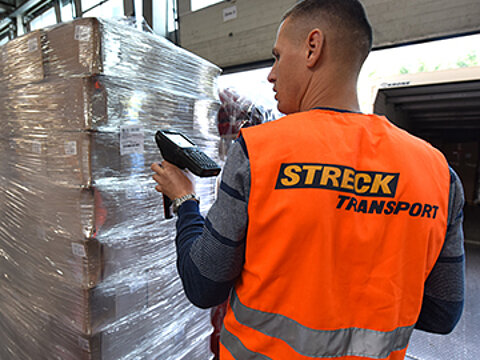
[166,133,195,148]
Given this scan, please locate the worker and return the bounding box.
[151,0,465,359]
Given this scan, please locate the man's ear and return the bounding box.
[306,29,324,68]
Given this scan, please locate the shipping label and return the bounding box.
[120,125,144,155]
[74,25,92,42]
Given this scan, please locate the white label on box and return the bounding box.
[28,38,38,52]
[32,141,42,154]
[119,125,144,155]
[223,5,237,22]
[78,337,90,351]
[64,141,77,156]
[72,243,87,257]
[74,25,92,41]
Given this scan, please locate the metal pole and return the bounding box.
[124,0,134,17]
[16,14,24,35]
[54,0,61,23]
[73,0,82,18]
[23,15,31,32]
[142,0,152,29]
[8,21,16,39]
[174,0,180,45]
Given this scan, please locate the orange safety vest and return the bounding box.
[219,109,450,360]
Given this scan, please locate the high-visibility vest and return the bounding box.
[219,109,450,360]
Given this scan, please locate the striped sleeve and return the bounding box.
[415,166,465,334]
[175,137,250,309]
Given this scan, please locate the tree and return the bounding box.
[456,52,478,68]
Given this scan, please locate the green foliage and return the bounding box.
[456,52,478,68]
[396,51,478,75]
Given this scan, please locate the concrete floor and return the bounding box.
[406,241,480,360]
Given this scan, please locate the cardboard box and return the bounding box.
[0,44,7,84]
[0,138,8,178]
[46,131,93,187]
[43,303,211,360]
[45,17,102,78]
[43,18,220,99]
[0,30,44,86]
[440,142,479,204]
[56,274,150,335]
[5,75,203,133]
[6,77,107,132]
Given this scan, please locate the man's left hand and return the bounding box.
[151,161,195,200]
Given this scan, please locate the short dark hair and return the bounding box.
[283,0,373,65]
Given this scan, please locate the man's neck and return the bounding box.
[299,68,361,113]
[300,91,361,113]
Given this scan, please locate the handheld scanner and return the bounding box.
[155,129,221,177]
[155,129,221,219]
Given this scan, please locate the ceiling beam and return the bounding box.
[412,115,480,121]
[399,99,480,111]
[0,1,15,11]
[382,81,480,98]
[411,115,480,122]
[0,0,44,29]
[388,90,480,104]
[415,124,480,131]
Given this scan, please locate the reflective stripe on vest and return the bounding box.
[223,290,414,359]
[221,325,273,360]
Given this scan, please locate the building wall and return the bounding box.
[178,0,294,69]
[178,0,480,69]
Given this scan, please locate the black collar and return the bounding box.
[312,106,363,114]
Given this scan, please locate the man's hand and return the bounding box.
[151,161,195,200]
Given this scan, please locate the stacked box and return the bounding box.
[0,17,221,359]
[0,30,45,86]
[439,142,479,204]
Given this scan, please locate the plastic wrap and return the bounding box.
[216,87,279,160]
[0,17,221,360]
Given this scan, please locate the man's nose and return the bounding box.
[267,68,275,83]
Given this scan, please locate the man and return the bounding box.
[151,0,465,359]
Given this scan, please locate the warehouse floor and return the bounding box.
[406,241,480,360]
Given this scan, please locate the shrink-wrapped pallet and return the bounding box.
[0,17,221,359]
